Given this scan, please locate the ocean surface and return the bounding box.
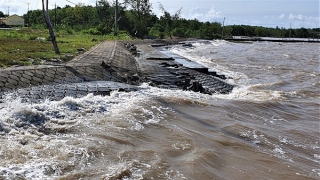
[0,40,319,180]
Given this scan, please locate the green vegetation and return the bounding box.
[0,28,131,68]
[1,0,318,40]
[16,1,317,40]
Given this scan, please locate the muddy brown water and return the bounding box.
[0,40,319,180]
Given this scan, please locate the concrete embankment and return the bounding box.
[0,40,234,102]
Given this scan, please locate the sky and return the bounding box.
[0,0,319,28]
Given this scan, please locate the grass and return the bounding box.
[0,27,132,68]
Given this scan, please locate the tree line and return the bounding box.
[1,0,319,39]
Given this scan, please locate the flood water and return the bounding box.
[0,40,319,179]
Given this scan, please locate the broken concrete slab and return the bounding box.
[0,40,234,103]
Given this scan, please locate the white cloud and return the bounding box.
[264,15,275,19]
[0,0,25,15]
[289,15,319,28]
[279,14,286,19]
[1,0,318,28]
[187,7,222,22]
[0,0,96,16]
[207,7,221,19]
[188,7,204,20]
[288,13,305,21]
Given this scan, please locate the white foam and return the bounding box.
[211,85,285,101]
[312,169,320,177]
[142,83,281,103]
[0,83,287,140]
[141,83,284,104]
[101,160,150,180]
[185,39,227,48]
[0,163,50,180]
[0,134,92,180]
[0,90,175,135]
[0,83,316,179]
[170,42,249,85]
[168,40,294,101]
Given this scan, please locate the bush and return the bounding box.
[5,31,22,38]
[172,28,186,37]
[148,23,165,39]
[83,28,102,35]
[32,59,42,65]
[148,28,159,38]
[185,30,201,38]
[118,30,131,39]
[28,35,38,40]
[103,31,132,40]
[212,33,222,39]
[46,35,51,41]
[7,60,31,66]
[30,24,47,29]
[66,28,74,34]
[96,23,112,35]
[0,63,5,68]
[17,60,32,66]
[159,33,164,39]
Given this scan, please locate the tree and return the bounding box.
[19,3,317,40]
[224,26,233,38]
[295,28,309,38]
[0,11,5,18]
[158,3,182,39]
[124,0,153,37]
[42,0,60,54]
[254,27,264,36]
[96,0,114,29]
[148,22,165,38]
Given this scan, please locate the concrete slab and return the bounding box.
[0,39,234,103]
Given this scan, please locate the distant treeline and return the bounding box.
[1,0,319,39]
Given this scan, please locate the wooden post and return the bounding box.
[26,3,30,26]
[54,2,57,26]
[222,17,225,39]
[42,0,60,54]
[114,0,118,36]
[289,23,292,40]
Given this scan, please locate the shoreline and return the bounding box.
[0,39,234,102]
[225,37,320,43]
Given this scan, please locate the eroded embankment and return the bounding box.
[0,40,234,103]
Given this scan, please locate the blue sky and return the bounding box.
[0,0,319,28]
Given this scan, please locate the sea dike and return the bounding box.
[0,40,234,103]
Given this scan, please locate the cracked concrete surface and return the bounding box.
[0,40,234,103]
